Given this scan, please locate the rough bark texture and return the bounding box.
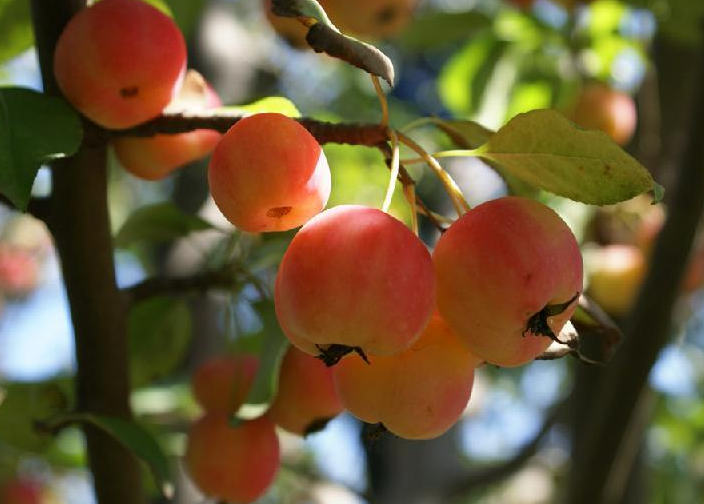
[30,2,147,504]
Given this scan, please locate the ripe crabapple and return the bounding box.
[53,0,187,129]
[569,83,637,146]
[0,244,40,298]
[268,346,343,435]
[185,414,280,504]
[191,354,259,414]
[208,113,331,233]
[433,196,583,367]
[586,244,645,316]
[113,70,222,180]
[333,314,479,440]
[0,478,43,504]
[275,205,435,361]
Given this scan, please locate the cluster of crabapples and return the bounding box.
[52,1,584,502]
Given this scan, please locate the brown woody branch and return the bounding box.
[111,112,389,147]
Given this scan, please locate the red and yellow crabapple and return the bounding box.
[586,244,646,316]
[569,83,637,146]
[268,346,343,435]
[433,196,583,367]
[53,0,187,129]
[113,70,222,180]
[275,205,435,361]
[191,354,259,414]
[208,113,331,233]
[333,314,479,440]
[185,414,279,504]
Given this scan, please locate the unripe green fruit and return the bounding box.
[113,70,222,180]
[191,354,259,414]
[208,113,331,233]
[268,346,343,435]
[185,414,280,504]
[275,205,435,358]
[333,314,479,440]
[433,197,583,367]
[53,0,187,129]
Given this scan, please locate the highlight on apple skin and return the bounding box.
[275,205,436,359]
[433,196,583,367]
[113,70,222,180]
[53,0,187,129]
[268,345,344,436]
[184,414,280,504]
[208,113,331,233]
[333,314,479,440]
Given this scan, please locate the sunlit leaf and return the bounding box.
[0,0,33,64]
[474,109,656,204]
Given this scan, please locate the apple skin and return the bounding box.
[0,244,40,298]
[191,354,259,414]
[433,197,583,367]
[333,314,479,440]
[113,70,222,180]
[0,478,43,504]
[268,346,343,435]
[185,414,280,504]
[275,205,436,358]
[586,244,646,316]
[53,0,187,129]
[208,113,331,233]
[570,83,637,146]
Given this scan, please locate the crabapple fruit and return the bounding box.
[53,0,187,129]
[191,354,259,414]
[185,414,279,504]
[433,196,583,367]
[113,70,222,180]
[0,244,40,298]
[268,346,343,435]
[208,113,331,233]
[569,83,636,146]
[587,245,645,316]
[275,205,435,360]
[333,314,479,440]
[0,478,43,504]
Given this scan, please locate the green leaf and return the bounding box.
[163,0,205,37]
[398,11,491,50]
[129,296,192,388]
[59,413,173,498]
[0,0,33,64]
[438,33,509,117]
[0,87,83,209]
[436,118,539,198]
[218,96,301,118]
[234,300,289,422]
[474,109,656,205]
[115,202,215,248]
[0,381,71,452]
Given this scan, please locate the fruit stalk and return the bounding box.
[30,2,146,504]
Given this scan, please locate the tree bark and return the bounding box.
[30,2,147,504]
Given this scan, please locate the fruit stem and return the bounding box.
[371,75,389,128]
[403,184,419,236]
[381,128,400,213]
[397,132,471,215]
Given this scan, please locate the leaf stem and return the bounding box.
[396,132,471,215]
[371,75,389,128]
[381,128,399,213]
